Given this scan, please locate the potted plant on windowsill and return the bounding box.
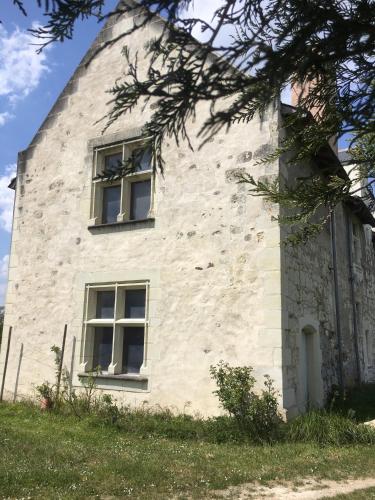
[36,382,54,410]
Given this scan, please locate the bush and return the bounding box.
[210,361,281,442]
[286,410,375,445]
[329,384,375,423]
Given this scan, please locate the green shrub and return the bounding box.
[329,384,375,423]
[35,381,54,401]
[286,410,375,445]
[210,361,281,442]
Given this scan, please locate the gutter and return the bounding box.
[330,208,345,392]
[345,209,362,383]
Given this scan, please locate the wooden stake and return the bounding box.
[0,326,12,402]
[69,336,76,396]
[13,343,23,403]
[56,324,67,399]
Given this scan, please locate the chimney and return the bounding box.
[291,79,322,119]
[291,79,338,154]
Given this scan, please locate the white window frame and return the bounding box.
[80,281,150,376]
[89,138,155,226]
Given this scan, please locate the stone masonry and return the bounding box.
[0,12,374,417]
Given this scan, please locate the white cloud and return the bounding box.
[0,254,9,280]
[0,23,50,100]
[0,283,6,306]
[0,111,14,126]
[0,164,16,232]
[0,22,51,123]
[0,254,9,306]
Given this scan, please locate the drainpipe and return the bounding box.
[345,210,362,384]
[330,207,344,392]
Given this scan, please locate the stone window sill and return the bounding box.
[88,218,155,231]
[78,372,148,382]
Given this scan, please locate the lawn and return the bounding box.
[0,403,375,499]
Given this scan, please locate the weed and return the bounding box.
[286,410,375,445]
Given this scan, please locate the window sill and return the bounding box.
[88,218,155,231]
[78,372,148,382]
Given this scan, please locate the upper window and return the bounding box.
[90,140,154,226]
[81,282,149,375]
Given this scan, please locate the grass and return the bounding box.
[286,410,375,445]
[1,403,375,499]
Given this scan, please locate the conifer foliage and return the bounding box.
[10,0,375,241]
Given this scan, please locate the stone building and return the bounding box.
[1,12,374,417]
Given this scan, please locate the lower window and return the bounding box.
[81,282,148,375]
[123,327,144,374]
[93,327,113,371]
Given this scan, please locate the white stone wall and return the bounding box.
[280,156,375,417]
[0,14,284,415]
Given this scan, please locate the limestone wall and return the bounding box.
[0,13,284,415]
[280,157,375,417]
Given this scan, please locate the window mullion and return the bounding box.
[89,149,100,225]
[123,144,132,221]
[116,143,126,222]
[148,171,156,218]
[108,284,123,375]
[80,286,94,372]
[140,283,150,374]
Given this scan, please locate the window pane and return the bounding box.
[122,327,144,374]
[102,185,121,224]
[125,289,146,318]
[93,327,113,371]
[133,147,152,172]
[130,180,151,220]
[96,291,115,318]
[104,152,122,173]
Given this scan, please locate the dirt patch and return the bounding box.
[210,477,375,499]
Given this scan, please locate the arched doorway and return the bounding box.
[298,324,323,412]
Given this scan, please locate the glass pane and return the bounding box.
[102,185,121,224]
[133,147,152,172]
[93,327,113,371]
[130,180,151,220]
[96,291,115,318]
[122,327,144,374]
[104,152,122,173]
[125,289,146,318]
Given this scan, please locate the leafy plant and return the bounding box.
[210,361,281,441]
[35,382,54,401]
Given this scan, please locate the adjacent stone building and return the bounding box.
[1,12,374,417]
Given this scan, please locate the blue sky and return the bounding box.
[0,1,117,304]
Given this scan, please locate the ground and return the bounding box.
[0,403,375,499]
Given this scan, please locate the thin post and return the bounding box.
[0,326,12,402]
[56,324,67,399]
[13,343,23,403]
[69,336,76,396]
